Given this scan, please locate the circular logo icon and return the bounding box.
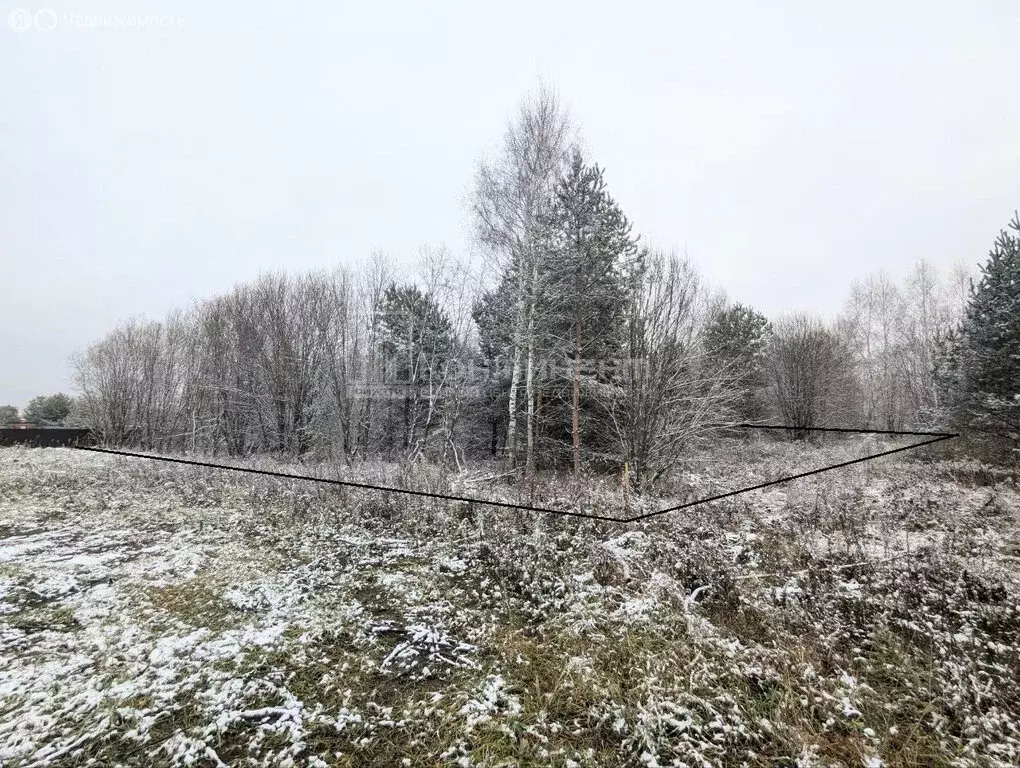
[8,7,33,32]
[34,8,57,31]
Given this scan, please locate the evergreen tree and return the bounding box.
[471,276,516,455]
[703,303,771,423]
[375,284,454,452]
[932,326,965,427]
[543,148,640,472]
[0,405,19,425]
[23,394,75,426]
[956,213,1020,454]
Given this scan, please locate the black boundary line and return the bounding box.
[72,425,959,524]
[74,445,621,522]
[627,432,957,522]
[707,423,957,438]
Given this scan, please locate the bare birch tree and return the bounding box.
[471,84,571,471]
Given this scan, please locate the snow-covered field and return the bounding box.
[1,443,1018,767]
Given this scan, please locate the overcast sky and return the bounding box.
[2,1,1018,408]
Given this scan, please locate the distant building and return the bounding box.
[6,418,36,430]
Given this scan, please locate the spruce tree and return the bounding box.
[957,212,1020,454]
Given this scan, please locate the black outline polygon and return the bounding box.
[72,424,958,524]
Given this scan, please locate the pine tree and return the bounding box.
[703,304,771,423]
[23,394,75,426]
[543,149,640,472]
[472,275,516,455]
[956,212,1020,454]
[932,326,964,427]
[375,284,454,452]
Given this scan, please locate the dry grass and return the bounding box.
[0,441,1018,766]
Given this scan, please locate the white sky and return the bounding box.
[2,0,1019,407]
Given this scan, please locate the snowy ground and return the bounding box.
[0,442,1018,767]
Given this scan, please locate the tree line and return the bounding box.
[1,394,76,427]
[68,86,1019,479]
